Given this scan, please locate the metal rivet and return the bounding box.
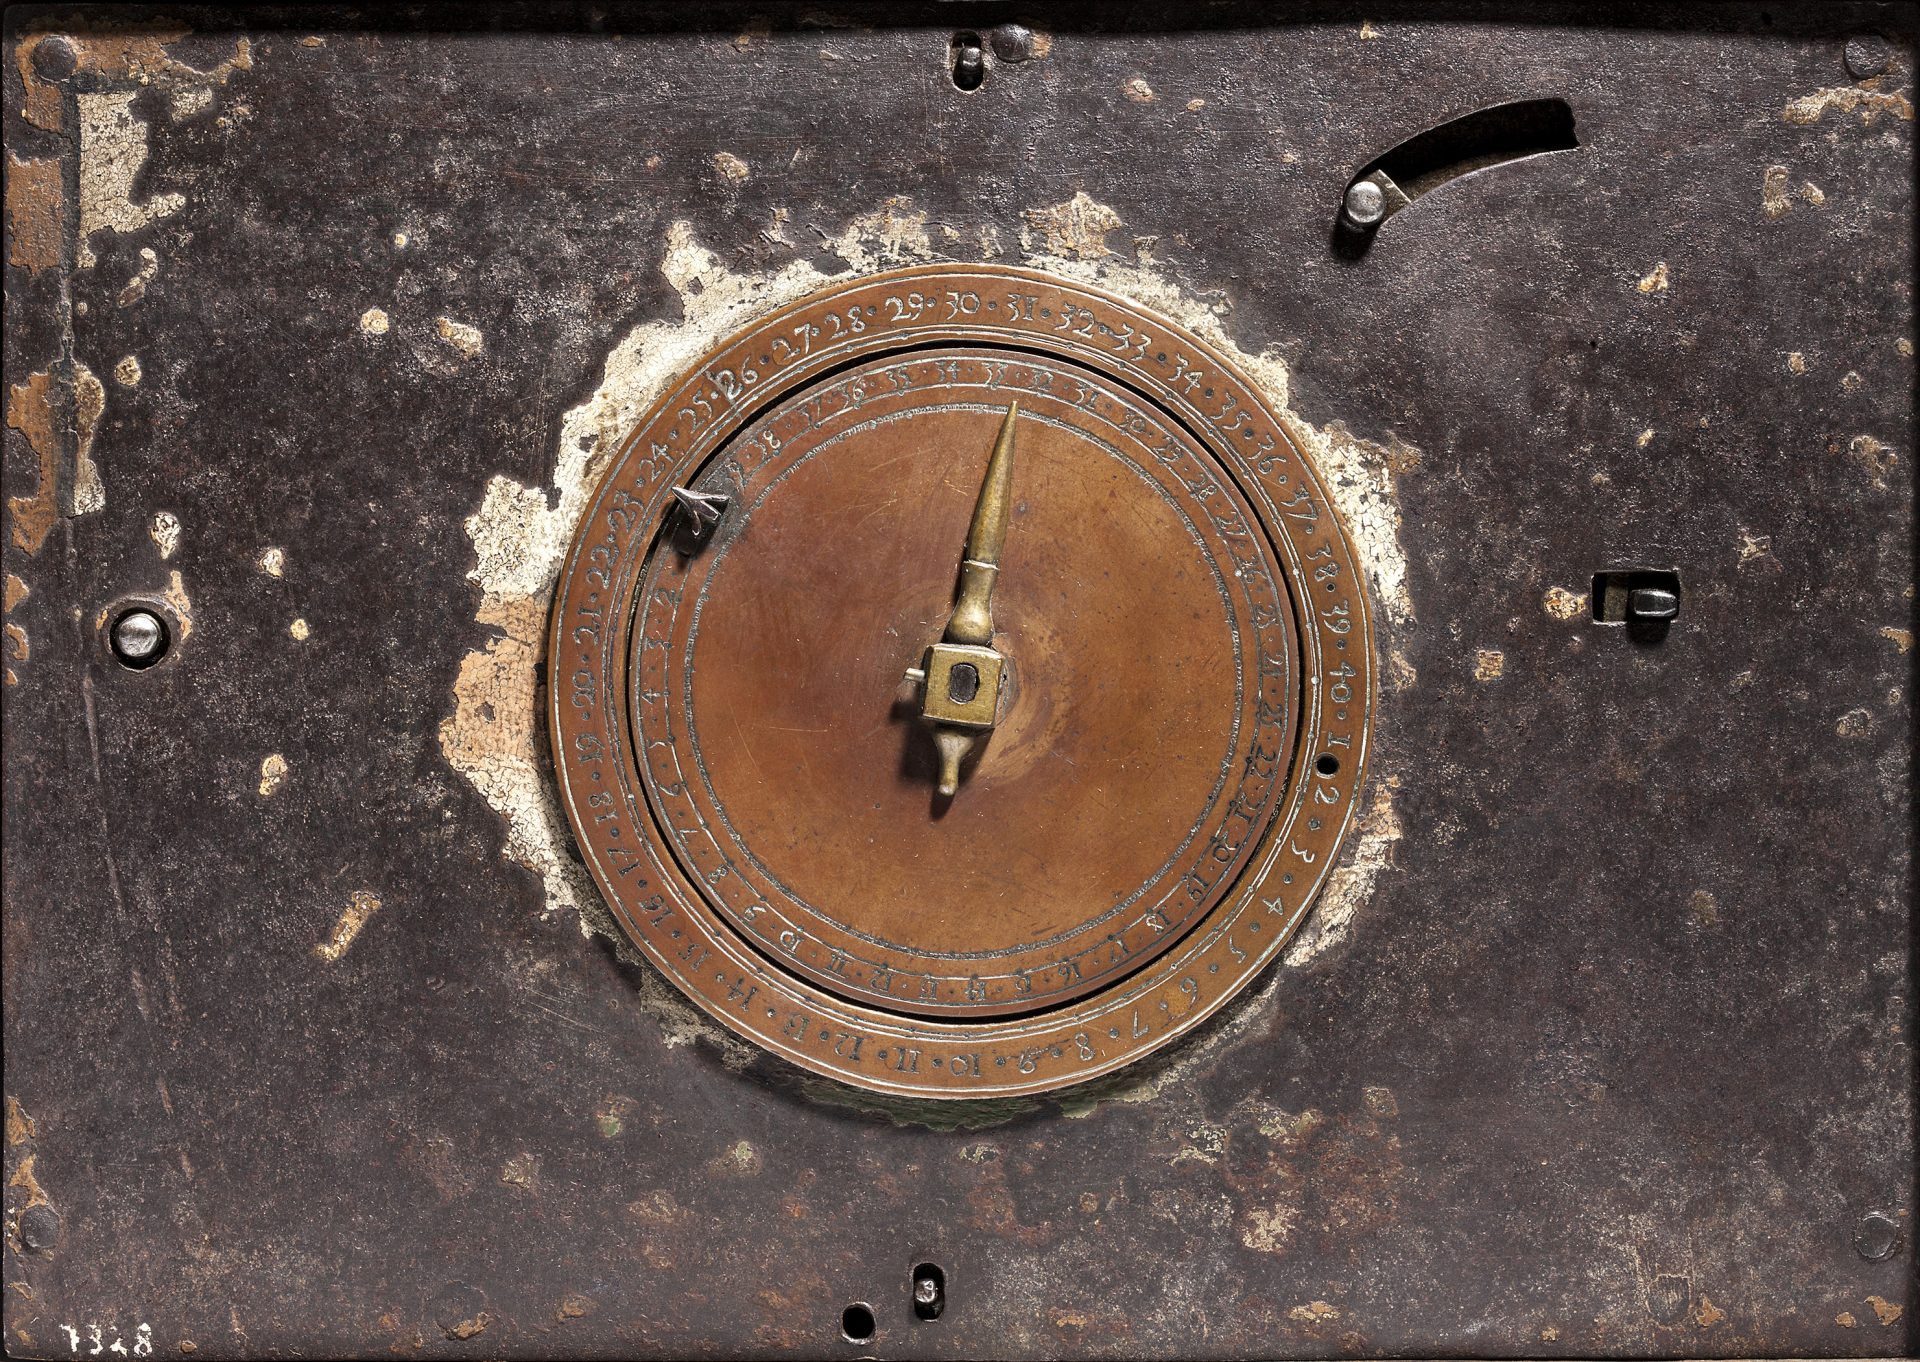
[111,609,168,668]
[988,24,1034,62]
[18,1203,61,1252]
[1342,180,1386,230]
[1854,1211,1901,1261]
[1844,33,1891,80]
[31,35,77,83]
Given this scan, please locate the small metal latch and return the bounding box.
[668,486,729,554]
[1591,569,1682,639]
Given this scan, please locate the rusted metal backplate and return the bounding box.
[3,5,1913,1359]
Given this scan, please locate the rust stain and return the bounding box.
[5,369,59,554]
[4,1097,34,1147]
[1693,1294,1726,1328]
[3,574,27,687]
[7,1153,50,1211]
[4,154,62,275]
[1866,1295,1903,1326]
[313,890,382,962]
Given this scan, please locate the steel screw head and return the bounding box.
[111,608,168,668]
[1343,180,1386,229]
[1854,1211,1901,1261]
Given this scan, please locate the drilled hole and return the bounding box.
[841,1303,876,1345]
[1315,754,1340,777]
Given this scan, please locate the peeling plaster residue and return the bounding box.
[444,192,1415,1025]
[1782,86,1914,126]
[78,91,187,269]
[436,316,484,358]
[71,362,106,514]
[258,753,289,798]
[149,510,180,559]
[314,890,382,962]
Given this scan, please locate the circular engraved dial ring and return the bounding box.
[634,347,1296,1017]
[550,265,1374,1099]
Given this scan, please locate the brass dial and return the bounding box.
[551,265,1373,1098]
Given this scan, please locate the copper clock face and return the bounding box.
[551,265,1373,1098]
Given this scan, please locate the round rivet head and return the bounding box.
[111,608,168,668]
[1844,33,1891,79]
[1854,1211,1900,1261]
[18,1203,60,1252]
[30,35,77,83]
[989,24,1035,62]
[1343,179,1386,229]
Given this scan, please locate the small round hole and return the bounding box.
[841,1303,876,1345]
[1314,754,1340,777]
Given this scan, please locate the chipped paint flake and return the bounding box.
[257,546,285,577]
[436,316,483,358]
[314,890,382,962]
[360,307,391,336]
[257,753,289,798]
[149,510,180,559]
[1123,77,1155,103]
[1883,627,1914,653]
[1474,648,1505,681]
[115,354,143,387]
[1788,351,1808,374]
[78,91,187,269]
[1289,1300,1341,1321]
[1241,1203,1299,1253]
[1635,261,1670,294]
[1738,528,1772,563]
[1782,86,1914,125]
[712,150,750,183]
[289,617,310,641]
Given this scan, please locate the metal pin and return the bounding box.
[110,609,168,668]
[669,487,729,554]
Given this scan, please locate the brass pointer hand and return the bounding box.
[905,404,1019,797]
